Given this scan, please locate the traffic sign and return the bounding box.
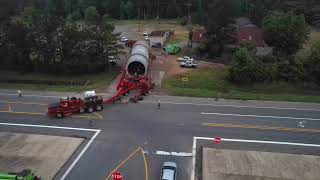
[214,137,222,144]
[112,172,123,180]
[181,77,189,82]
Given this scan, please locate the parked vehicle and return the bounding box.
[144,36,150,41]
[108,56,117,65]
[177,56,194,62]
[180,60,198,68]
[0,169,40,180]
[160,162,177,180]
[47,91,103,119]
[121,37,128,42]
[152,42,162,48]
[143,31,149,36]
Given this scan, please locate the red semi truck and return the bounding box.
[47,91,103,118]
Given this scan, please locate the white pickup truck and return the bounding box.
[177,56,194,62]
[180,60,198,68]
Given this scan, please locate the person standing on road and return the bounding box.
[17,90,22,97]
[157,99,161,109]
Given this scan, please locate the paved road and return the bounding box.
[1,90,320,180]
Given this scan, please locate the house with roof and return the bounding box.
[226,17,273,56]
[192,29,207,48]
[234,17,265,47]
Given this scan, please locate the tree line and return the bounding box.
[0,0,121,74]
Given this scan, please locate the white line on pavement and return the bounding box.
[61,130,101,180]
[201,112,320,121]
[190,137,197,180]
[155,150,192,157]
[142,100,320,112]
[191,136,320,180]
[0,122,99,132]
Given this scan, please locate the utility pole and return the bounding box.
[156,0,160,30]
[138,0,141,32]
[186,2,192,25]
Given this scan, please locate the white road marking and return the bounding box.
[142,100,320,112]
[0,122,99,132]
[61,130,101,180]
[201,112,320,121]
[191,136,320,180]
[0,92,62,98]
[155,150,192,157]
[0,122,100,180]
[298,121,306,128]
[191,137,197,180]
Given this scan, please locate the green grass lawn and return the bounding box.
[0,68,120,92]
[163,67,320,103]
[111,19,201,32]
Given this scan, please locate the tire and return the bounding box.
[80,108,85,113]
[88,107,94,113]
[96,105,102,111]
[56,113,63,119]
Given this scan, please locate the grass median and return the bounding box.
[0,68,120,92]
[163,67,320,103]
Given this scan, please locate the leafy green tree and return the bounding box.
[85,6,100,22]
[304,41,320,84]
[263,10,310,56]
[229,47,257,83]
[4,21,33,71]
[205,0,240,57]
[277,56,304,82]
[47,0,65,16]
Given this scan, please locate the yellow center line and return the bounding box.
[105,147,142,180]
[203,123,320,133]
[94,112,103,119]
[0,101,47,106]
[140,148,149,180]
[8,104,12,112]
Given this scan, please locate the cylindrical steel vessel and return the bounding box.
[126,41,150,78]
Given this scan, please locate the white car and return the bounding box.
[180,60,198,68]
[143,31,149,36]
[108,56,116,65]
[144,36,150,41]
[160,162,177,180]
[121,37,128,42]
[177,56,194,62]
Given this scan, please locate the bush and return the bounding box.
[229,47,257,84]
[179,16,188,26]
[278,56,304,82]
[304,40,320,84]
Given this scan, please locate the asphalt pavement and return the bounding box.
[1,90,320,180]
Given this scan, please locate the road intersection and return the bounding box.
[1,90,320,180]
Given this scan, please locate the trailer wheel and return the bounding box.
[56,113,63,119]
[96,105,102,111]
[88,107,94,113]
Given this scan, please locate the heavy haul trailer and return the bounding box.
[0,169,40,180]
[47,91,103,118]
[105,41,154,104]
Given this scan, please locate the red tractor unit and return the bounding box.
[47,91,103,118]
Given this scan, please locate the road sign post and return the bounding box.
[112,172,123,180]
[214,137,222,144]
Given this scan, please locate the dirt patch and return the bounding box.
[152,52,225,78]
